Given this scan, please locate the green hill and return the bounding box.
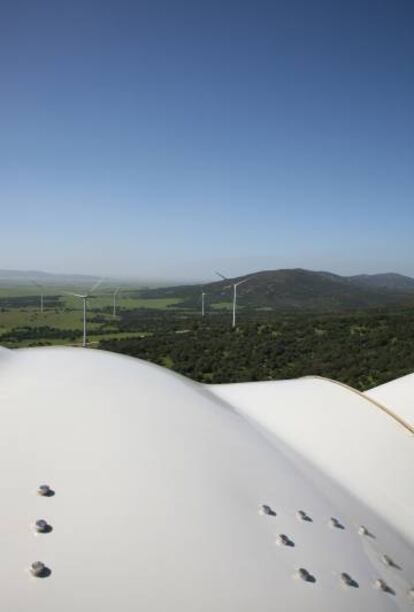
[139,268,414,312]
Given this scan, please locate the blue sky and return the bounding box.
[1,0,413,281]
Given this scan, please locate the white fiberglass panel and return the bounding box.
[366,373,414,429]
[0,347,412,611]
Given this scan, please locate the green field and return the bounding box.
[3,284,414,393]
[0,285,184,347]
[0,310,84,334]
[210,301,233,310]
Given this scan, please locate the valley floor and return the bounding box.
[2,287,414,390]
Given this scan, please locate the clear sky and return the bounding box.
[1,0,413,281]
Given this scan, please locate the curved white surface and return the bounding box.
[0,347,413,611]
[209,378,414,543]
[366,374,414,429]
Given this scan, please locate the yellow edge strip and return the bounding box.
[302,375,414,436]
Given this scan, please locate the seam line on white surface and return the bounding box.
[303,376,414,436]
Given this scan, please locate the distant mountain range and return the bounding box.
[0,270,166,288]
[0,269,100,286]
[348,273,414,291]
[3,268,414,311]
[140,268,414,311]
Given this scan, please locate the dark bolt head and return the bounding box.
[278,534,294,547]
[375,579,395,595]
[341,573,359,588]
[298,568,316,583]
[30,561,51,578]
[358,525,374,538]
[297,510,312,522]
[31,561,50,577]
[38,485,54,497]
[259,504,276,516]
[35,519,52,533]
[382,554,400,569]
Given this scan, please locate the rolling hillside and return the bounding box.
[349,273,414,291]
[139,268,414,311]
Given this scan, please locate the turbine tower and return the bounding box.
[201,290,206,317]
[216,272,251,328]
[113,287,121,318]
[66,279,103,348]
[31,281,44,313]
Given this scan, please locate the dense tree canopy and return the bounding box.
[100,308,414,390]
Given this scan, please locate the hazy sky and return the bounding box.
[1,0,413,281]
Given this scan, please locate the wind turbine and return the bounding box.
[66,279,103,348]
[201,290,206,317]
[216,272,251,328]
[31,280,44,313]
[112,287,121,318]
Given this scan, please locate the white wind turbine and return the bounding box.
[66,279,104,348]
[216,272,251,328]
[112,287,121,318]
[201,290,206,317]
[31,280,44,313]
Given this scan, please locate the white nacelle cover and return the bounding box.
[0,346,413,611]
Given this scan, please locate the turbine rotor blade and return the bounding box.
[235,277,252,287]
[90,278,105,293]
[215,271,228,281]
[31,280,44,289]
[64,291,87,298]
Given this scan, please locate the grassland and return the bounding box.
[0,285,185,347]
[210,301,233,310]
[3,283,414,393]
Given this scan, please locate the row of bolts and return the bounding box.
[27,490,411,597]
[31,485,54,578]
[260,504,412,597]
